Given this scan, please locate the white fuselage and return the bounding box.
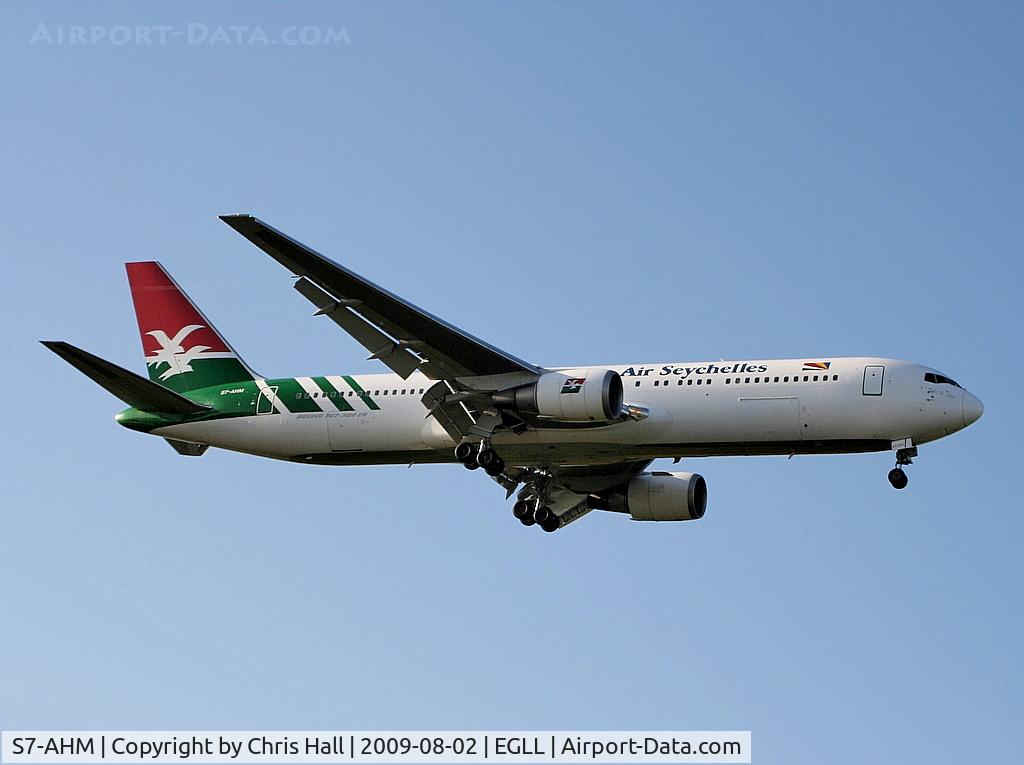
[154,357,982,467]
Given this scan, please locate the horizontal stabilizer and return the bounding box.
[41,341,211,415]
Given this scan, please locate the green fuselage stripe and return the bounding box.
[272,378,323,413]
[342,375,380,410]
[312,376,354,411]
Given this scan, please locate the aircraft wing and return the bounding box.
[219,215,542,383]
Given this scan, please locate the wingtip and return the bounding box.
[219,213,256,223]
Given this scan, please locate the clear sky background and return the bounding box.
[1,2,1021,763]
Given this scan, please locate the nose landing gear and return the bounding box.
[888,445,917,489]
[888,467,909,490]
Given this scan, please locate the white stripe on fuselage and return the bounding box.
[325,375,360,408]
[253,378,285,414]
[295,376,334,412]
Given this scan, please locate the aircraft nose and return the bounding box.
[962,391,984,428]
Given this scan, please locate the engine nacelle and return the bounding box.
[625,471,707,521]
[493,369,624,423]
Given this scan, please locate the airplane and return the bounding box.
[42,215,984,533]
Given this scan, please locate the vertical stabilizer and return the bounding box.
[125,261,256,393]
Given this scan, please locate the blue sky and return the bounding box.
[1,2,1021,763]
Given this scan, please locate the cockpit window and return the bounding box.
[924,372,962,388]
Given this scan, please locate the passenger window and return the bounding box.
[774,376,779,383]
[833,375,838,381]
[688,379,693,386]
[707,379,712,385]
[635,381,641,387]
[744,377,750,384]
[725,378,731,384]
[803,376,808,382]
[813,375,819,381]
[784,376,789,382]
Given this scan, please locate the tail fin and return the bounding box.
[125,262,256,394]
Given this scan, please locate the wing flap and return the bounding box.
[293,277,425,379]
[421,381,476,441]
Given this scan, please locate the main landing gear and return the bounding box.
[512,499,559,533]
[455,442,562,533]
[454,441,505,477]
[887,446,917,490]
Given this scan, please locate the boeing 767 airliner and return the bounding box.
[43,216,983,532]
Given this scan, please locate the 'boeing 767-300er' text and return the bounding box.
[43,215,984,532]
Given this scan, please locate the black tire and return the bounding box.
[454,442,475,463]
[540,517,560,533]
[519,514,536,527]
[512,500,532,520]
[533,505,553,525]
[476,448,498,468]
[888,468,908,489]
[484,457,505,476]
[464,460,480,471]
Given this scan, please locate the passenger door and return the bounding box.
[863,365,885,396]
[256,385,278,414]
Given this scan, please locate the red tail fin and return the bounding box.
[125,262,255,393]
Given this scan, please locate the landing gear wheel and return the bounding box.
[540,516,560,533]
[454,442,475,463]
[513,500,533,523]
[888,468,909,490]
[533,505,553,525]
[477,448,505,476]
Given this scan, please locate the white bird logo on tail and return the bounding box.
[145,324,211,380]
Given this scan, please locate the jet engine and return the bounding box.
[591,472,707,521]
[493,369,624,423]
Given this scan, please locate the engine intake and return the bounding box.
[493,369,624,423]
